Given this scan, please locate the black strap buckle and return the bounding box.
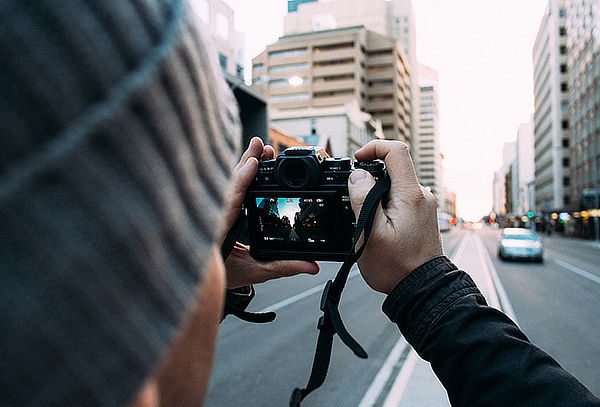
[320,280,332,312]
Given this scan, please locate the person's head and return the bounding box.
[0,0,238,405]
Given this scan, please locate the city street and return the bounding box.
[207,228,600,406]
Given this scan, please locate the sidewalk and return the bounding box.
[383,231,506,407]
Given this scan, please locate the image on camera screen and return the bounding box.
[255,197,327,244]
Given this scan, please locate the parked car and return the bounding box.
[498,228,543,262]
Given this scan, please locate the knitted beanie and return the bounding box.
[0,0,240,406]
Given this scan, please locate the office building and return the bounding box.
[532,0,569,213]
[565,0,600,214]
[190,0,245,78]
[269,128,311,155]
[282,0,419,150]
[415,63,443,205]
[516,120,536,214]
[283,0,416,70]
[270,100,383,157]
[252,25,412,152]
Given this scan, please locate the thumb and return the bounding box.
[348,169,376,219]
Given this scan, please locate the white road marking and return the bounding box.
[357,338,409,407]
[257,268,359,313]
[552,259,600,286]
[473,234,502,309]
[381,350,419,407]
[452,231,470,263]
[476,233,519,324]
[356,232,467,407]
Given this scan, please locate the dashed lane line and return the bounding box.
[552,258,600,286]
[257,268,360,313]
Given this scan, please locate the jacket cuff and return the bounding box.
[382,256,482,352]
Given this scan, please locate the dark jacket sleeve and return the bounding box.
[382,256,600,407]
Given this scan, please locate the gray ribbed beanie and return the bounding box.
[0,0,240,406]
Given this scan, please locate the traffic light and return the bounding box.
[527,211,534,218]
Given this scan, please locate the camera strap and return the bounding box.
[290,174,391,407]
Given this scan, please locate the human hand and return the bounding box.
[221,137,319,289]
[224,242,319,289]
[347,140,443,294]
[219,136,274,244]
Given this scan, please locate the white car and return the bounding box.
[498,228,543,263]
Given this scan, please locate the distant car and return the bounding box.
[498,228,543,262]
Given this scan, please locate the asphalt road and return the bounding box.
[207,229,600,406]
[206,232,464,406]
[479,227,600,396]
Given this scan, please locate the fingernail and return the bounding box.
[349,170,368,185]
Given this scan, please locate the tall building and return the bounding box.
[283,0,416,70]
[282,0,419,148]
[190,0,244,78]
[565,0,600,215]
[251,25,412,153]
[516,120,536,214]
[415,63,443,205]
[492,123,535,218]
[492,170,506,216]
[532,0,570,213]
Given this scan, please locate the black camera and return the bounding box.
[245,146,386,261]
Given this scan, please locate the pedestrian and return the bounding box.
[1,1,599,407]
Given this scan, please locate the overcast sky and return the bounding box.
[223,0,548,221]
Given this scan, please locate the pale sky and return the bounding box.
[223,0,548,221]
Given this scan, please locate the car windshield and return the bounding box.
[503,234,537,241]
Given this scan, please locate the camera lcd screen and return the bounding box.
[254,197,328,244]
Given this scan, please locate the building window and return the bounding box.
[313,73,354,83]
[562,157,570,167]
[561,120,569,129]
[218,53,228,71]
[216,12,229,39]
[369,109,394,116]
[382,124,394,131]
[560,82,568,92]
[560,45,567,55]
[559,26,566,36]
[564,195,570,205]
[560,64,567,73]
[562,138,570,148]
[367,64,392,73]
[563,176,570,186]
[313,89,354,98]
[269,63,310,73]
[270,92,310,103]
[314,58,355,67]
[367,49,393,57]
[268,77,310,87]
[368,79,393,87]
[268,47,309,58]
[313,42,354,53]
[559,9,566,17]
[253,63,264,70]
[368,94,393,101]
